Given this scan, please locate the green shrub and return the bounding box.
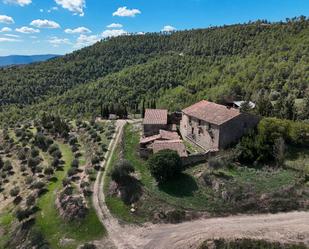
[71,159,79,168]
[3,160,13,171]
[10,186,20,197]
[26,194,36,207]
[111,160,135,185]
[30,147,40,157]
[148,150,182,183]
[237,118,309,164]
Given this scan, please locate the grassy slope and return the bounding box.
[0,212,14,248]
[105,124,306,222]
[36,142,105,249]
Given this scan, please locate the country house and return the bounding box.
[180,100,259,151]
[140,100,259,158]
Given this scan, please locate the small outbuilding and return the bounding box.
[143,109,168,137]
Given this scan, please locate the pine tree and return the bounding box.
[141,99,145,118]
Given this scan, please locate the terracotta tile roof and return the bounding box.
[143,109,168,125]
[182,100,240,125]
[153,140,188,158]
[140,130,180,144]
[159,130,180,140]
[140,134,162,144]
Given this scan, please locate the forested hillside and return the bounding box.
[0,17,309,124]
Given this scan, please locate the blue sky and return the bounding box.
[0,0,308,56]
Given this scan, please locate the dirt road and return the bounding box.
[93,120,309,249]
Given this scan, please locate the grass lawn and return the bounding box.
[105,123,306,222]
[0,212,14,249]
[35,142,106,249]
[285,145,309,174]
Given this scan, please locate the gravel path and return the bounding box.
[92,120,309,249]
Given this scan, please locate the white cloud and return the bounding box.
[113,6,141,17]
[0,37,20,42]
[0,15,14,24]
[16,26,40,34]
[65,26,91,34]
[55,0,85,16]
[0,27,12,32]
[48,36,71,47]
[102,29,127,38]
[48,6,58,13]
[39,9,44,12]
[4,33,19,37]
[162,25,176,32]
[3,0,31,6]
[30,35,37,39]
[107,23,123,29]
[30,19,61,29]
[74,34,100,48]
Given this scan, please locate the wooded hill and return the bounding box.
[0,17,309,124]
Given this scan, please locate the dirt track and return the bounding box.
[93,120,309,249]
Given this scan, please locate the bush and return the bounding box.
[111,160,135,185]
[67,168,78,177]
[3,160,13,171]
[27,156,41,168]
[30,147,40,157]
[16,208,32,221]
[48,144,59,154]
[51,149,62,159]
[32,181,45,190]
[148,150,182,183]
[26,194,36,207]
[208,158,228,169]
[236,118,309,164]
[17,149,27,160]
[51,157,60,168]
[44,167,54,176]
[91,156,100,165]
[71,159,79,168]
[10,186,20,197]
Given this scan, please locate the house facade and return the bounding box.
[180,100,259,151]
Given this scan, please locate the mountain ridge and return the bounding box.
[0,18,308,125]
[0,54,60,67]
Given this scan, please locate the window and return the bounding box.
[198,119,202,126]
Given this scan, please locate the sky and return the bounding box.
[0,0,308,56]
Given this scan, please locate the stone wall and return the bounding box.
[219,113,260,149]
[143,124,168,137]
[180,113,220,151]
[182,150,218,167]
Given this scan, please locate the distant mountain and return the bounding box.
[0,54,60,67]
[0,18,308,125]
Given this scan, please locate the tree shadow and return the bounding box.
[49,176,58,183]
[159,173,198,197]
[119,176,143,205]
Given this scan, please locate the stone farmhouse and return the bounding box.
[180,100,259,151]
[140,100,259,159]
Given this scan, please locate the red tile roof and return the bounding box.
[159,130,180,140]
[140,134,162,144]
[153,140,188,158]
[143,109,168,125]
[182,100,240,125]
[140,130,180,144]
